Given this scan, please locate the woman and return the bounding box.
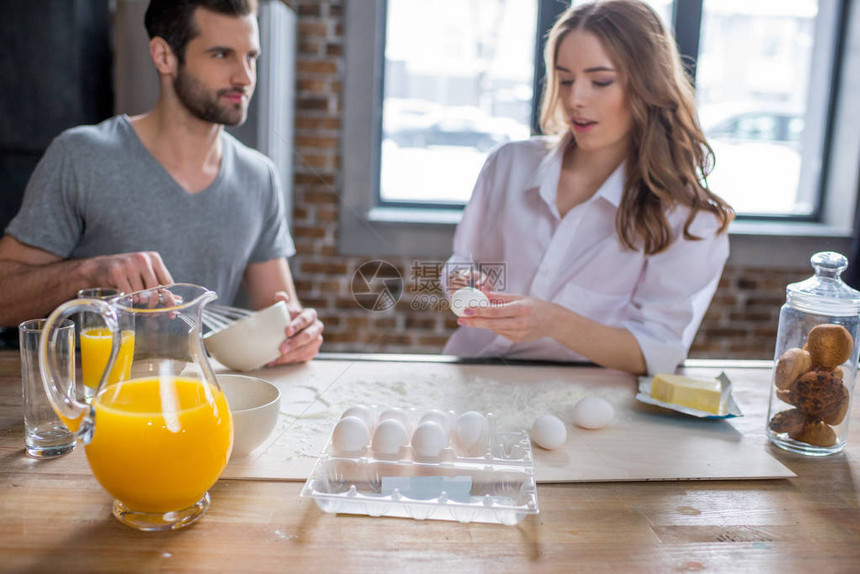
[445,0,734,374]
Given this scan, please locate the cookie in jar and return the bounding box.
[766,252,860,455]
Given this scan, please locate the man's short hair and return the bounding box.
[145,0,257,63]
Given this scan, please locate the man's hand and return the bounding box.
[81,251,174,294]
[0,234,176,326]
[267,291,324,365]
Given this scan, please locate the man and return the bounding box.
[0,0,323,364]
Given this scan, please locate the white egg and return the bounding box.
[331,415,370,454]
[572,397,614,430]
[372,418,409,456]
[531,414,567,450]
[455,411,485,452]
[341,405,374,430]
[419,409,452,434]
[450,287,490,317]
[411,420,448,458]
[378,407,411,434]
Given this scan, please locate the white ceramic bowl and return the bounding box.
[218,374,281,457]
[204,301,289,371]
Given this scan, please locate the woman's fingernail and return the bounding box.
[464,308,474,316]
[457,319,467,326]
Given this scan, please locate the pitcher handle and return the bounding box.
[39,299,120,441]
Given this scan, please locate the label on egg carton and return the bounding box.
[380,475,473,503]
[327,405,534,465]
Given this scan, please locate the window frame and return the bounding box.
[339,0,859,265]
[674,0,841,224]
[373,0,562,212]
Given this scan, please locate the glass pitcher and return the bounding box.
[766,252,860,456]
[39,284,233,531]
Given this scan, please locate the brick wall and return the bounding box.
[692,266,808,359]
[287,0,807,361]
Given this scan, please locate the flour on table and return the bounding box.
[261,367,628,461]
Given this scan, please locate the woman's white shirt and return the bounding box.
[443,135,729,374]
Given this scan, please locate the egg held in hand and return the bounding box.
[450,287,490,317]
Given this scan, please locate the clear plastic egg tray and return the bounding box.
[300,408,540,525]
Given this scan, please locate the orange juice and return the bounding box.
[84,377,233,513]
[80,328,135,390]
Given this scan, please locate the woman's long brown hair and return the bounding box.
[539,0,734,255]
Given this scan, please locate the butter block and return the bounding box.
[651,374,725,414]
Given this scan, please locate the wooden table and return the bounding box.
[1,351,859,573]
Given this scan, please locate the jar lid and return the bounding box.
[786,251,860,316]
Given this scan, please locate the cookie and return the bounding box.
[776,388,794,405]
[774,347,811,390]
[806,324,853,369]
[768,408,808,435]
[789,420,837,448]
[819,384,850,426]
[788,370,847,420]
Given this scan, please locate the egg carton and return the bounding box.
[300,408,540,525]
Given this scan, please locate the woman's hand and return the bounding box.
[456,292,562,343]
[458,291,647,374]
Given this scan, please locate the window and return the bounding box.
[340,0,566,256]
[379,0,536,207]
[694,0,838,218]
[341,0,860,264]
[643,0,673,25]
[639,1,843,219]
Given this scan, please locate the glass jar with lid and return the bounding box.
[766,251,860,456]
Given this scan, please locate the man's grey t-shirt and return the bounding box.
[6,115,295,304]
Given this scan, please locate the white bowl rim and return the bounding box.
[218,374,281,412]
[204,300,287,339]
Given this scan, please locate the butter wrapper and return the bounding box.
[636,372,743,419]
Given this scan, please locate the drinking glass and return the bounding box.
[76,288,133,399]
[19,318,76,458]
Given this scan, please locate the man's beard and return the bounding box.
[173,65,248,126]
